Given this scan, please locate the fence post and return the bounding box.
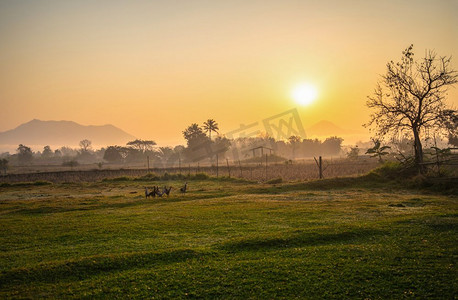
[216,154,219,178]
[314,156,323,179]
[179,158,182,175]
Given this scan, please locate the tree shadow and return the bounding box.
[1,249,203,287]
[219,228,386,252]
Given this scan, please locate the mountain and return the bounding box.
[305,120,364,137]
[0,119,136,150]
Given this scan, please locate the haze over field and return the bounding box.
[1,0,457,147]
[0,118,362,153]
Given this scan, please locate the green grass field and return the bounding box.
[1,177,457,299]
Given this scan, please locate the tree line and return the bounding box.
[0,118,348,170]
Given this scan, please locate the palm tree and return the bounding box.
[203,119,219,140]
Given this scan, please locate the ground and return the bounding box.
[0,178,457,298]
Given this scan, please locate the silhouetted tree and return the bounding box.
[347,146,360,160]
[42,145,53,159]
[322,137,343,156]
[103,146,124,162]
[183,123,207,145]
[59,146,77,157]
[183,125,210,162]
[203,119,219,140]
[79,139,92,152]
[17,144,33,164]
[126,139,156,153]
[366,45,458,170]
[212,136,231,155]
[182,123,230,162]
[288,135,301,159]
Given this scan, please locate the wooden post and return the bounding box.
[319,156,323,179]
[314,156,323,179]
[226,158,231,178]
[179,158,182,175]
[238,160,242,177]
[216,153,219,178]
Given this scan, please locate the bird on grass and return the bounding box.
[145,187,156,198]
[180,182,188,194]
[163,186,172,197]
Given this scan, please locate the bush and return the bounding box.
[135,173,160,181]
[368,161,420,179]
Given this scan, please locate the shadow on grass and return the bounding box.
[219,228,386,252]
[427,222,457,232]
[0,249,204,287]
[246,174,398,195]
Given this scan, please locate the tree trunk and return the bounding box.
[412,127,424,173]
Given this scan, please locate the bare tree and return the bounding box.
[79,139,92,152]
[366,45,458,170]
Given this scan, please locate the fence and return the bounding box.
[0,157,381,183]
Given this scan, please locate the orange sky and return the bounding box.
[1,0,457,147]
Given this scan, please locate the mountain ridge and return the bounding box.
[0,119,136,150]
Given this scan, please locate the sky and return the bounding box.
[1,0,457,147]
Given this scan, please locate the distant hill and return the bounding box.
[306,120,362,137]
[0,119,136,150]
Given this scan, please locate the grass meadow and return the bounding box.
[0,176,457,298]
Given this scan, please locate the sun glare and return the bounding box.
[291,83,318,106]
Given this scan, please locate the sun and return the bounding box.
[291,83,318,106]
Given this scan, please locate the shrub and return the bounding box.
[369,161,405,179]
